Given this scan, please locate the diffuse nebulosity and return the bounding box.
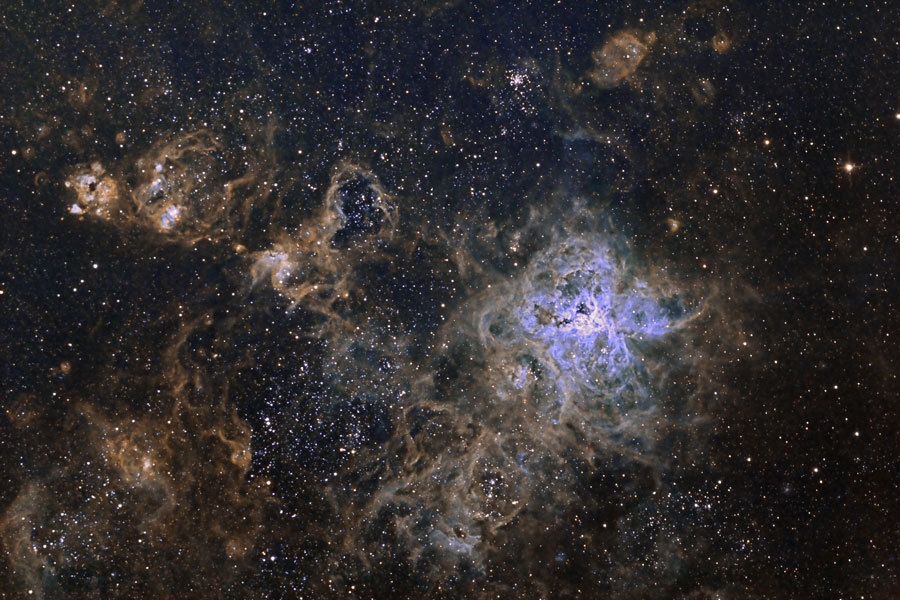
[0,4,754,597]
[353,224,704,584]
[4,113,711,596]
[2,366,269,596]
[8,0,897,595]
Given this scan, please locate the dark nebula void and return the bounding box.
[2,1,898,599]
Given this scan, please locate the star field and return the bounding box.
[1,1,898,599]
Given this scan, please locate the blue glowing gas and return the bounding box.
[486,235,688,420]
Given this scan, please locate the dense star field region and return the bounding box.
[1,1,898,598]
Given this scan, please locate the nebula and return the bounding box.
[275,222,708,593]
[4,2,894,598]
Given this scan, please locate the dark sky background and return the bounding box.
[1,1,898,598]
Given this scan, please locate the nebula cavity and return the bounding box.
[249,162,396,323]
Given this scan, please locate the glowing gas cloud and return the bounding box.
[479,234,691,431]
[322,229,701,581]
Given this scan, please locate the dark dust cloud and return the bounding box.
[1,1,898,598]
